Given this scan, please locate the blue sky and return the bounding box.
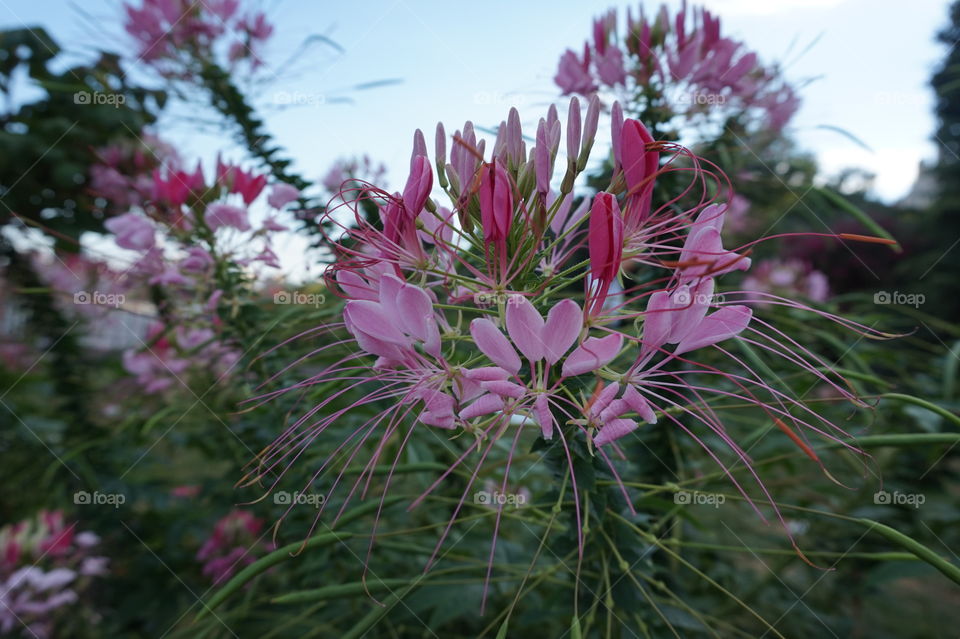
[0,0,947,203]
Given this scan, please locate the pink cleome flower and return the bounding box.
[253,98,891,603]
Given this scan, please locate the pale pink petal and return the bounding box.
[599,398,629,423]
[542,299,583,364]
[351,328,407,361]
[336,270,377,301]
[344,300,408,345]
[640,291,674,360]
[378,274,404,318]
[594,418,639,446]
[590,382,620,418]
[463,367,510,382]
[422,317,442,358]
[534,395,555,440]
[561,333,624,377]
[506,296,546,362]
[420,410,456,429]
[622,385,657,423]
[470,318,521,375]
[419,389,454,413]
[460,394,505,420]
[397,282,434,341]
[668,279,713,344]
[674,306,752,355]
[480,380,527,399]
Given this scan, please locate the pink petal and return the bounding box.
[590,382,620,418]
[623,385,657,423]
[344,301,408,345]
[480,380,527,399]
[561,333,624,377]
[640,291,674,360]
[397,282,434,341]
[422,317,442,358]
[534,395,555,440]
[674,306,752,355]
[620,119,658,197]
[351,328,407,361]
[419,389,454,413]
[695,203,726,234]
[420,410,456,429]
[506,297,546,362]
[594,418,638,447]
[542,299,583,364]
[378,274,404,318]
[460,394,505,420]
[403,156,433,216]
[463,367,510,382]
[470,318,521,375]
[598,398,629,423]
[668,280,713,344]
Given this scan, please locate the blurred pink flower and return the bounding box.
[104,213,155,251]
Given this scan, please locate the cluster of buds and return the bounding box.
[256,95,890,573]
[91,157,300,394]
[123,0,273,78]
[196,510,273,585]
[0,511,107,639]
[555,1,800,133]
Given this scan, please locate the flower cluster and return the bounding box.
[743,258,830,304]
[31,252,130,322]
[90,135,180,215]
[258,95,888,564]
[123,0,273,77]
[91,157,299,394]
[196,510,273,585]
[555,2,800,133]
[0,511,107,638]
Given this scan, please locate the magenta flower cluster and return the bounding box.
[196,510,273,585]
[123,0,273,77]
[556,2,800,133]
[0,511,107,639]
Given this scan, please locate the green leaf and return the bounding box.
[272,578,410,604]
[858,518,960,587]
[195,532,352,620]
[341,581,420,639]
[570,615,583,639]
[880,393,960,428]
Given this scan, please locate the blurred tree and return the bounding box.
[920,1,960,315]
[0,27,165,244]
